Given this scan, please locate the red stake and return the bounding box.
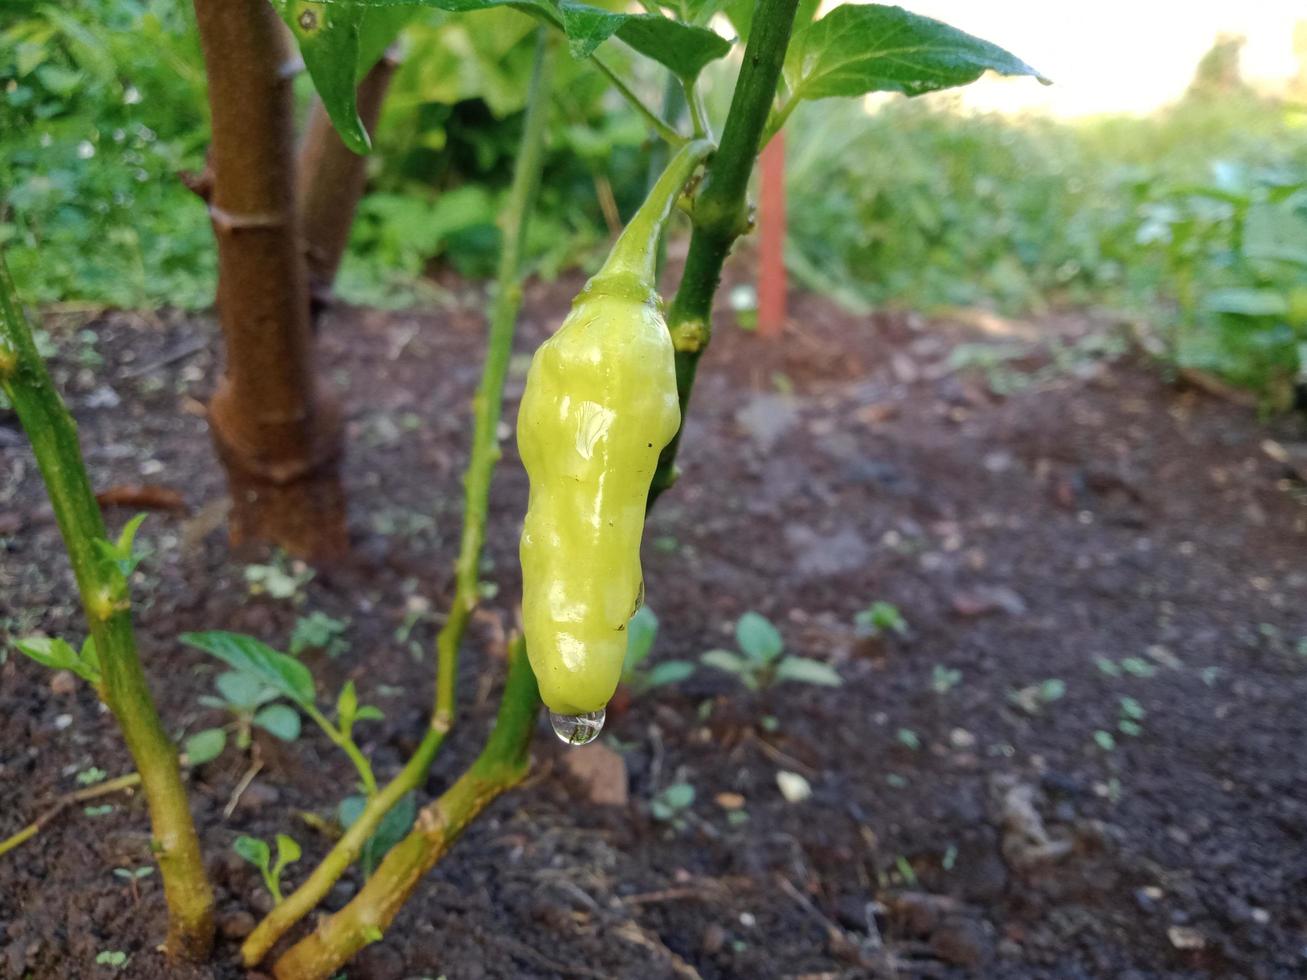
[757,130,787,339]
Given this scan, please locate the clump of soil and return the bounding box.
[2,273,1306,979]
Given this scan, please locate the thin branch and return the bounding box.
[590,53,685,147]
[0,772,143,859]
[270,639,540,980]
[240,33,558,968]
[649,0,803,503]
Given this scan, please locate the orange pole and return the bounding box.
[757,130,787,338]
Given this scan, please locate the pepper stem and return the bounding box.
[599,138,715,286]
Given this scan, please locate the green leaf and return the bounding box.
[253,704,303,742]
[623,606,660,673]
[233,835,271,872]
[14,635,100,685]
[115,513,148,559]
[785,4,1048,104]
[340,791,417,876]
[559,2,731,81]
[181,631,316,706]
[329,0,731,82]
[357,5,425,73]
[274,833,303,869]
[337,679,359,729]
[272,2,371,154]
[1202,288,1288,318]
[353,705,385,723]
[774,656,842,687]
[215,670,278,711]
[700,649,749,675]
[645,659,695,688]
[735,611,783,662]
[183,727,227,765]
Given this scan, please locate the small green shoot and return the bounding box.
[650,782,695,827]
[182,631,384,797]
[1117,696,1146,737]
[931,665,962,694]
[1009,678,1066,715]
[289,611,349,657]
[244,554,314,602]
[12,635,101,687]
[76,766,108,786]
[855,600,908,638]
[195,669,303,756]
[700,612,842,692]
[234,833,302,905]
[95,950,129,969]
[621,607,695,696]
[92,513,149,577]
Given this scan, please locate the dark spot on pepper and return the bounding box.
[298,8,318,31]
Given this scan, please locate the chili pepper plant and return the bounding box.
[2,2,1045,977]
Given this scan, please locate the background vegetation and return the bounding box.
[4,0,1307,401]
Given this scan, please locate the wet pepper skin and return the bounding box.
[517,270,680,715]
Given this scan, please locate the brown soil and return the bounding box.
[2,269,1306,980]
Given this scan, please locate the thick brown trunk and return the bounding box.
[298,50,401,321]
[192,0,347,560]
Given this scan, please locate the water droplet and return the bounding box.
[549,709,605,746]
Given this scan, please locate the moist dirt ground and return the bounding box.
[2,264,1306,980]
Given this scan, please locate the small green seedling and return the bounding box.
[190,669,303,761]
[1008,678,1066,715]
[94,950,129,969]
[701,612,842,692]
[621,607,694,696]
[76,766,108,786]
[244,553,314,602]
[855,600,908,638]
[234,833,302,905]
[931,665,962,694]
[93,513,149,578]
[290,611,349,657]
[1117,696,1146,737]
[182,632,384,797]
[113,864,154,901]
[650,782,695,828]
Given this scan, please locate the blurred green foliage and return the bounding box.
[785,94,1307,405]
[1,0,213,307]
[3,1,1305,404]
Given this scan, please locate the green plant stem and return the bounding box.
[0,252,215,960]
[240,34,557,968]
[240,725,442,965]
[262,136,714,979]
[601,138,715,284]
[590,52,685,147]
[302,705,379,799]
[684,78,710,139]
[649,0,802,503]
[524,1,682,147]
[270,638,540,980]
[434,27,555,728]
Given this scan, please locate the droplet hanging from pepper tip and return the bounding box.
[549,709,605,746]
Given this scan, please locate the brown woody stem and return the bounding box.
[192,0,346,560]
